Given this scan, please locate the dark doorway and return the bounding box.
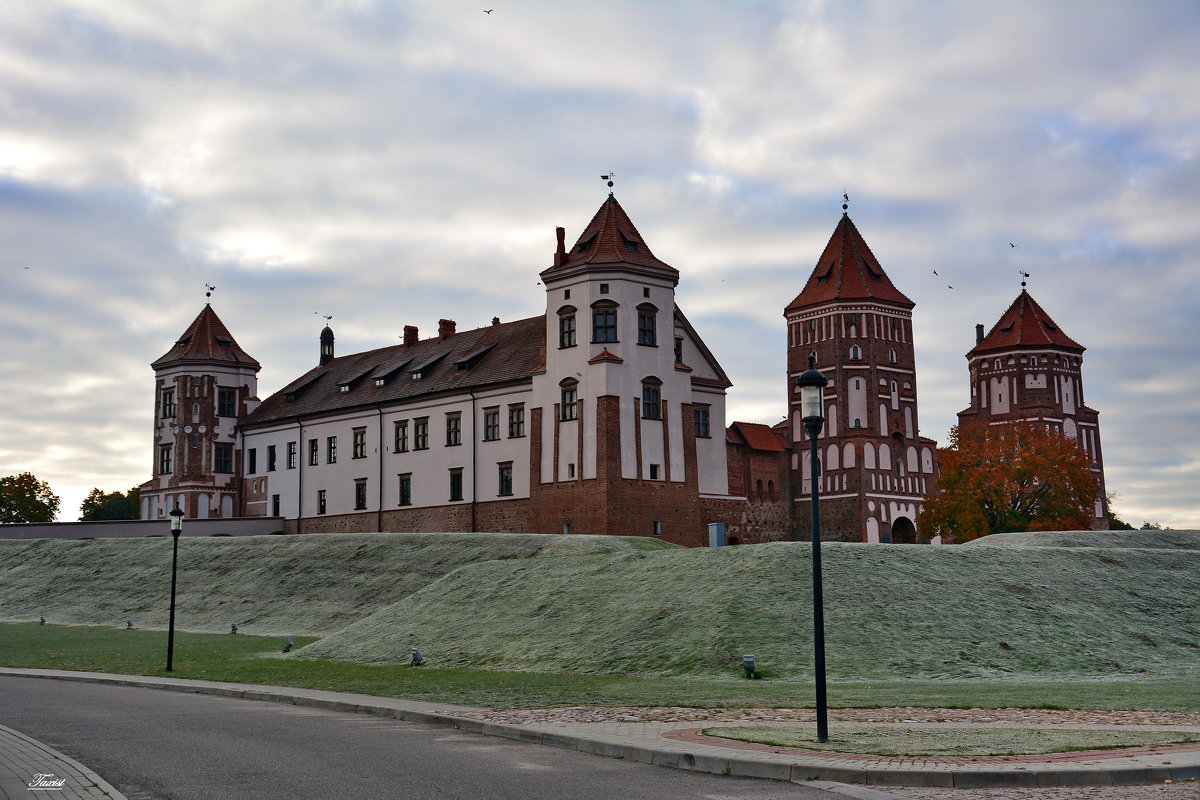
[891,516,917,544]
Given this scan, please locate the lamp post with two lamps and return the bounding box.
[796,354,830,743]
[167,504,184,671]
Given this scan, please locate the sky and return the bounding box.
[1,0,1197,529]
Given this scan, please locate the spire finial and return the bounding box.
[842,190,849,213]
[205,282,216,301]
[600,172,615,195]
[1019,270,1031,290]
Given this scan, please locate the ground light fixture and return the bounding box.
[167,505,184,671]
[742,654,757,679]
[795,354,830,743]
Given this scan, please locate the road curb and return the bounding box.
[2,668,1197,790]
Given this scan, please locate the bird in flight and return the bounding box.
[947,285,954,290]
[932,269,938,276]
[1010,242,1017,248]
[484,8,493,13]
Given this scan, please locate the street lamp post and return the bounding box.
[796,354,830,743]
[167,504,184,672]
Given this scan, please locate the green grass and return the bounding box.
[0,532,678,635]
[301,540,1200,680]
[2,623,1197,712]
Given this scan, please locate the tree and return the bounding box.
[0,472,61,523]
[79,487,140,521]
[921,419,1099,543]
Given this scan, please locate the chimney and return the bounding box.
[438,319,456,340]
[554,226,567,266]
[491,316,501,326]
[403,325,419,346]
[975,323,985,346]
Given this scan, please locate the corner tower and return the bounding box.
[785,213,938,543]
[140,305,260,521]
[529,194,733,545]
[958,290,1108,528]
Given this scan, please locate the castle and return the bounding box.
[138,195,1109,543]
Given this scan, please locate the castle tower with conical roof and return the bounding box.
[958,289,1109,528]
[528,193,735,545]
[140,305,260,521]
[784,213,939,543]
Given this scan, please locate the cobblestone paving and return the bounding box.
[896,780,1200,800]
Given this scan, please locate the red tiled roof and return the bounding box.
[785,214,913,312]
[729,421,787,452]
[588,348,624,364]
[243,316,546,427]
[541,194,678,277]
[969,290,1084,356]
[151,305,260,370]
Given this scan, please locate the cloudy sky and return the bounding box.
[1,1,1196,528]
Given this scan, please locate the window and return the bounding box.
[849,313,858,326]
[191,434,199,449]
[414,418,429,450]
[652,520,662,536]
[317,489,327,515]
[641,377,662,420]
[287,441,297,469]
[191,402,201,423]
[498,462,513,497]
[643,287,651,298]
[1030,356,1038,367]
[674,336,683,362]
[159,444,173,474]
[623,233,639,253]
[354,479,368,510]
[161,388,176,419]
[558,306,577,348]
[271,494,280,517]
[267,445,277,472]
[637,304,657,346]
[888,348,897,363]
[560,379,578,421]
[327,436,337,464]
[592,301,618,343]
[649,464,660,480]
[308,438,319,466]
[353,427,367,458]
[508,405,524,438]
[483,408,500,441]
[445,414,461,446]
[995,359,1001,369]
[394,420,408,452]
[449,468,464,502]
[247,448,257,474]
[567,463,575,478]
[398,473,412,506]
[217,387,236,417]
[694,406,711,438]
[599,283,609,294]
[850,345,861,359]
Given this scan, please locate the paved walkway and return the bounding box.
[0,722,125,800]
[1,668,1198,797]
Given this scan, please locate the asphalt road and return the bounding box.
[0,677,843,800]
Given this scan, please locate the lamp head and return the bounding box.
[169,504,184,534]
[795,354,828,424]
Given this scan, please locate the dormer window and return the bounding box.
[339,384,350,393]
[576,234,596,254]
[375,378,385,387]
[621,232,639,253]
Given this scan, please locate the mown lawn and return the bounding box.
[2,623,1195,712]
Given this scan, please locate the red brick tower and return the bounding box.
[785,213,939,543]
[958,289,1109,528]
[140,305,260,521]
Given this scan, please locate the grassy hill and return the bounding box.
[297,536,1200,681]
[0,532,674,636]
[963,530,1200,550]
[2,530,1196,682]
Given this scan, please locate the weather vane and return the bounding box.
[205,283,216,299]
[842,190,849,212]
[1019,270,1031,289]
[600,172,615,194]
[314,312,333,322]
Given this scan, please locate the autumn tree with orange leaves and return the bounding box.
[921,419,1099,543]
